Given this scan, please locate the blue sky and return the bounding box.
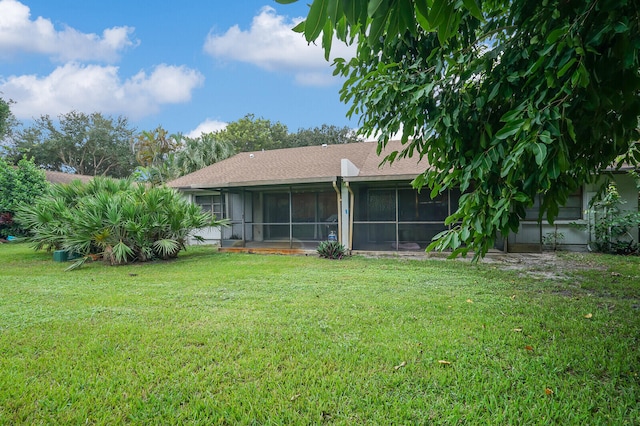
[0,0,358,137]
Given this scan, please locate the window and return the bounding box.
[525,191,582,221]
[398,188,448,222]
[367,189,396,221]
[195,194,224,219]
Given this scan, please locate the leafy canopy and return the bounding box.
[172,132,235,177]
[0,97,17,141]
[6,111,137,178]
[131,126,182,186]
[278,0,640,258]
[209,113,360,153]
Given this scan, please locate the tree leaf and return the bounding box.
[322,19,334,60]
[292,21,305,33]
[531,143,547,166]
[414,0,432,31]
[462,0,483,20]
[343,0,366,25]
[438,3,459,44]
[368,12,389,45]
[495,119,525,140]
[557,58,577,78]
[305,0,329,42]
[368,0,387,17]
[326,0,340,24]
[546,27,565,44]
[428,0,450,28]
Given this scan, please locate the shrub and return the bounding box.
[0,157,50,238]
[15,177,226,267]
[573,183,640,255]
[317,240,349,259]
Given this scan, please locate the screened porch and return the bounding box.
[218,184,340,250]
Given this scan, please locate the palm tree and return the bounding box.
[173,132,235,176]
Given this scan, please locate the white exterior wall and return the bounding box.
[508,173,638,251]
[610,173,639,242]
[186,192,222,245]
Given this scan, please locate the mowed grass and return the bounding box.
[0,244,639,425]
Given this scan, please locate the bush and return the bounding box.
[317,240,349,259]
[573,183,640,255]
[0,157,50,238]
[15,177,225,267]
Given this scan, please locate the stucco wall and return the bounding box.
[508,173,638,251]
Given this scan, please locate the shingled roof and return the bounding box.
[167,141,427,190]
[44,170,93,185]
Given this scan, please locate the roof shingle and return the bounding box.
[167,141,427,189]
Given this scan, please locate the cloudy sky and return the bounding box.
[0,0,358,137]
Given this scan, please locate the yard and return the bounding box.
[1,243,639,424]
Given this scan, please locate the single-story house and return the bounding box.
[167,141,639,253]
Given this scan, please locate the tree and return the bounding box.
[0,156,50,238]
[287,124,360,148]
[0,97,18,141]
[173,132,235,176]
[0,97,20,156]
[278,0,640,258]
[131,126,181,185]
[6,111,137,178]
[220,114,289,152]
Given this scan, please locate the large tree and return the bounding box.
[131,126,181,185]
[6,111,137,178]
[173,132,235,176]
[278,0,640,258]
[287,124,360,148]
[0,97,15,140]
[0,97,19,153]
[220,114,289,152]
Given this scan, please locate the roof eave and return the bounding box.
[174,176,340,191]
[344,174,418,182]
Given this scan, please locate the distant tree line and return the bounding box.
[0,100,360,183]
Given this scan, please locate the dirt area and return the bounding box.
[357,249,608,281]
[480,252,605,280]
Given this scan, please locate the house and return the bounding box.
[44,170,93,185]
[167,141,639,253]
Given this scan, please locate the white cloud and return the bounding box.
[0,0,137,62]
[186,119,228,138]
[203,6,355,86]
[1,62,204,120]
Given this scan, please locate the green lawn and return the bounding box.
[1,243,639,424]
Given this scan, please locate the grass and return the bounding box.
[0,243,639,425]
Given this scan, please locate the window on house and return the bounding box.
[398,188,449,221]
[264,193,290,223]
[525,191,582,221]
[367,189,396,221]
[195,194,224,219]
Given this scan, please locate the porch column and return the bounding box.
[341,183,351,249]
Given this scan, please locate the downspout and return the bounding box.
[346,181,355,250]
[332,180,342,244]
